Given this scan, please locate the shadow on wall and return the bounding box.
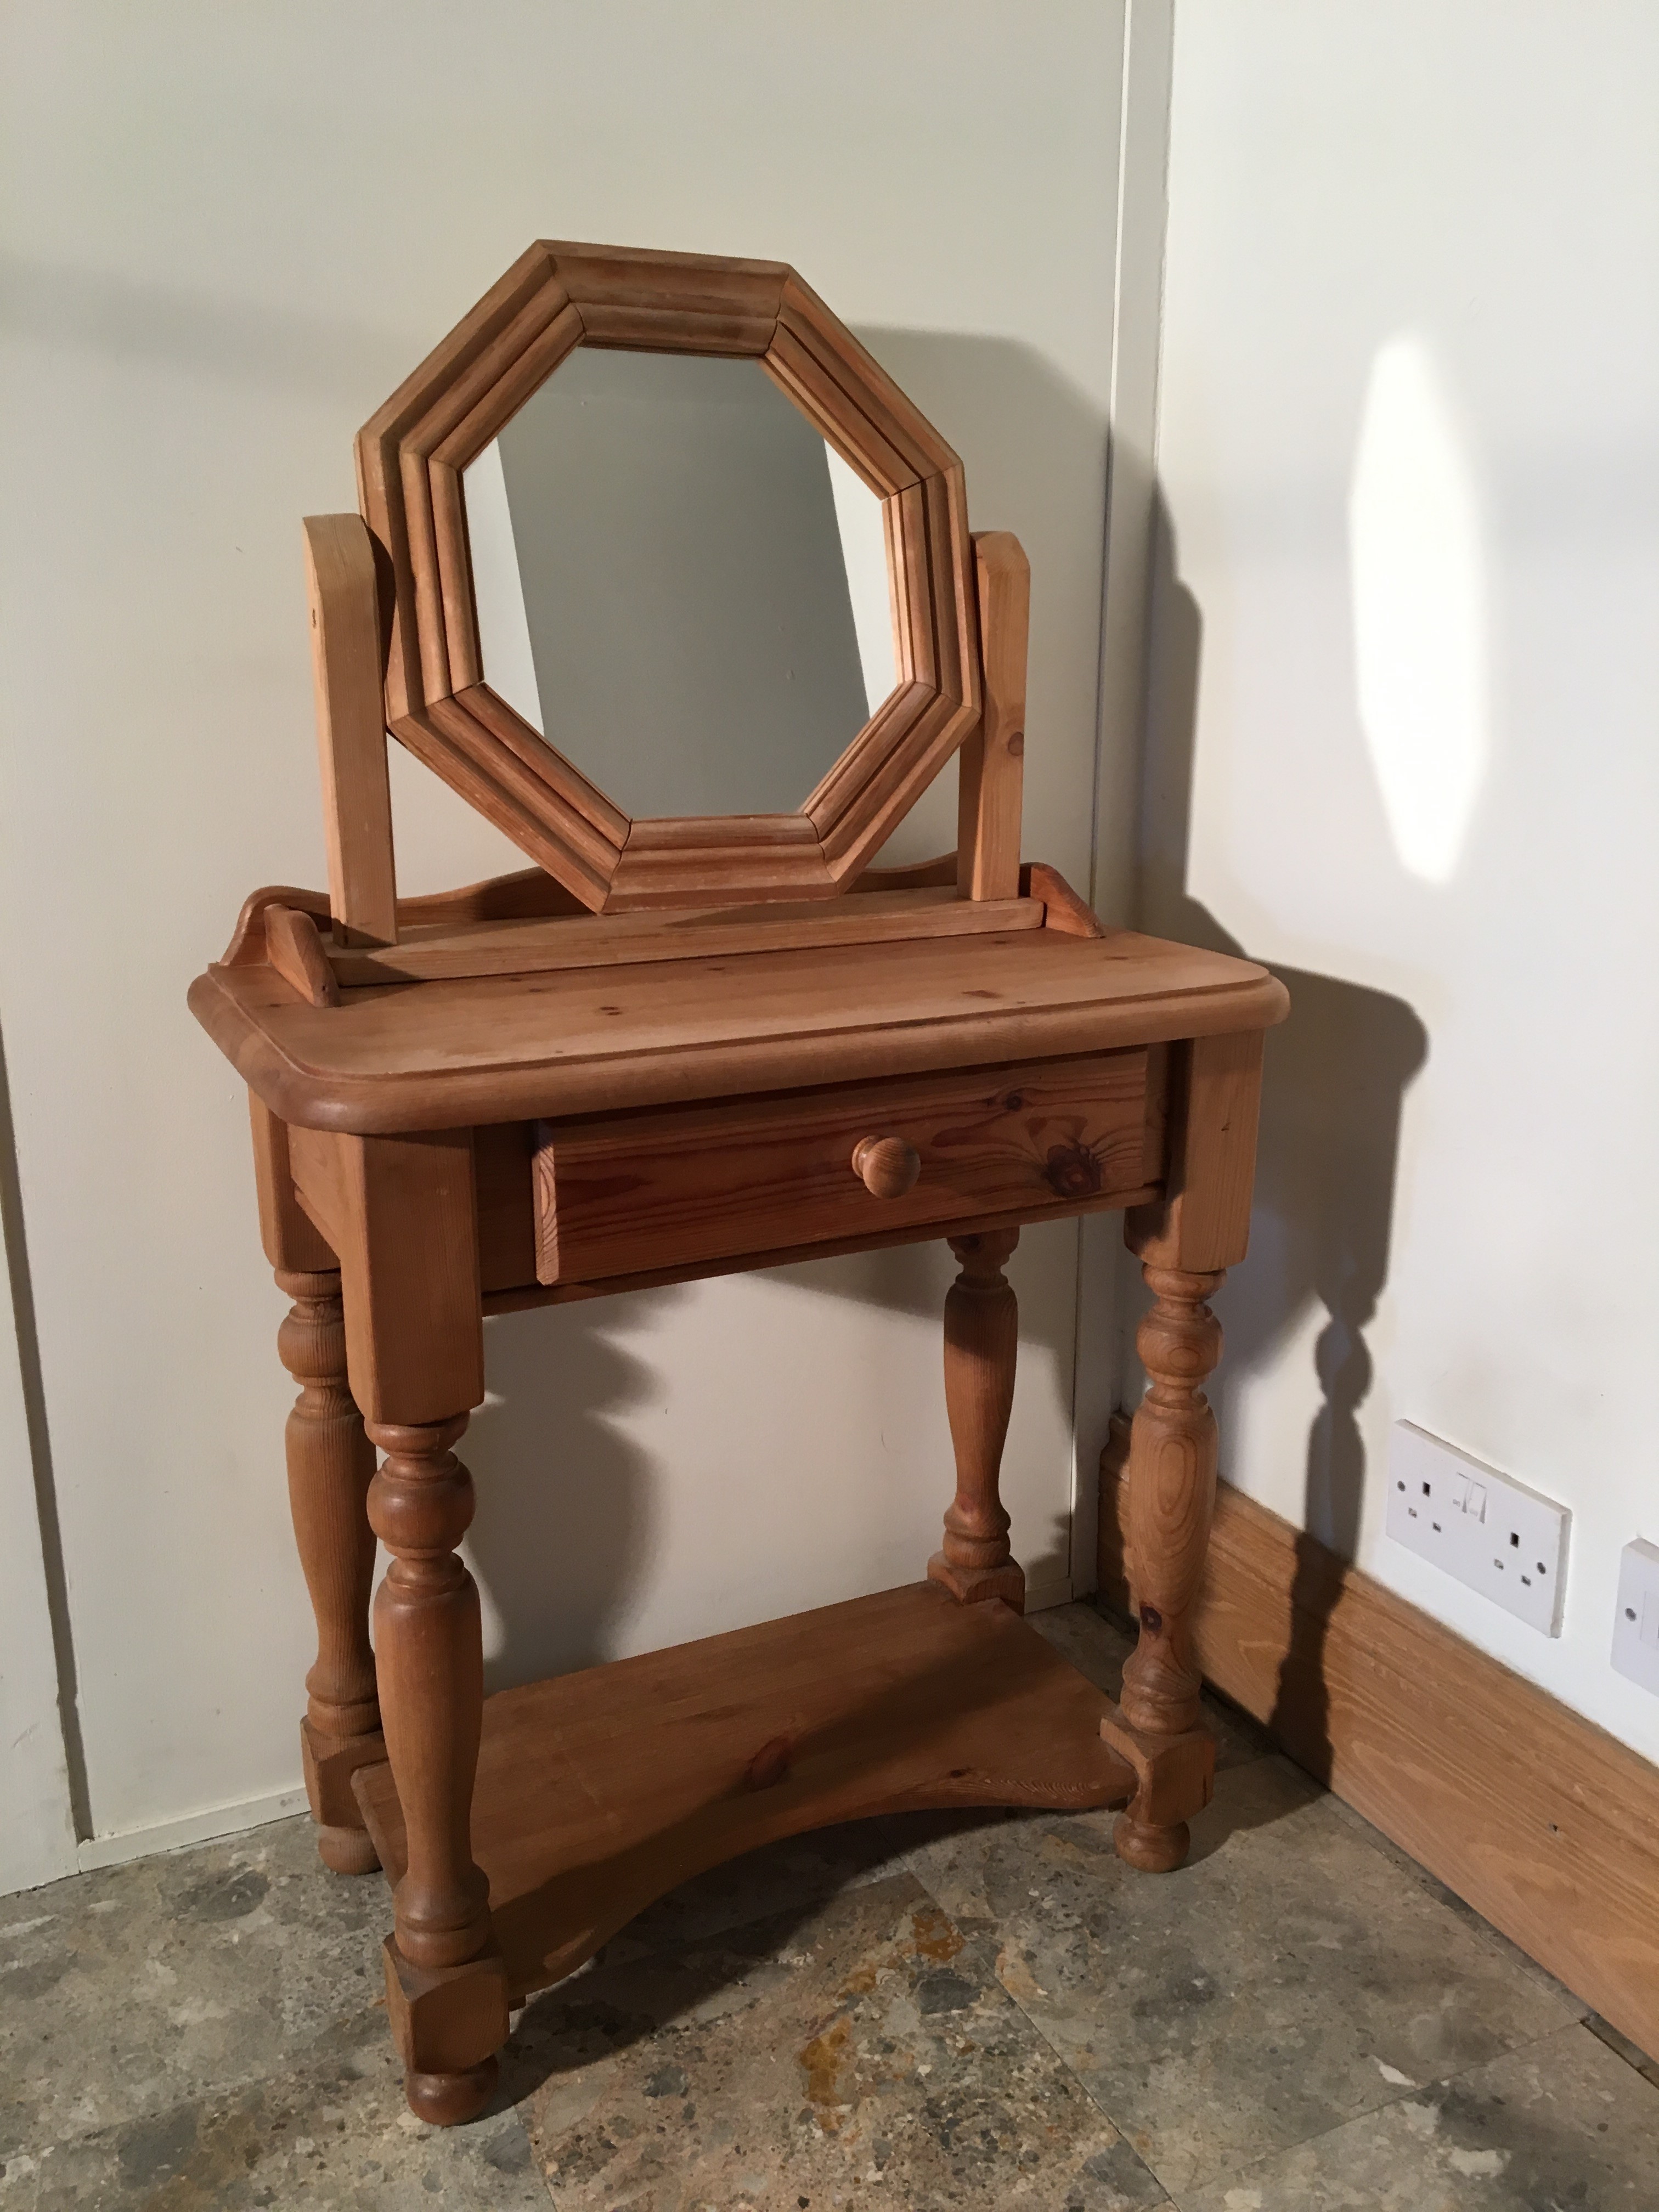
[459,325,1106,1689]
[1134,499,1429,1778]
[855,326,1112,865]
[464,1290,681,1696]
[464,1235,1079,1694]
[766,1230,1079,1597]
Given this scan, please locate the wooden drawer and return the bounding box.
[532,1048,1159,1285]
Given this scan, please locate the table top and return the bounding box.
[190,902,1287,1134]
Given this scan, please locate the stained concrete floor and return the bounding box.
[4,1602,1656,2211]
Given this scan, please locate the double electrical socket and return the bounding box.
[1386,1421,1568,1636]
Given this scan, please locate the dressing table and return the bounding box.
[188,242,1287,2126]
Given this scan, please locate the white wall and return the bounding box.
[0,2,1129,1854]
[0,1173,76,1891]
[1144,1,1659,1754]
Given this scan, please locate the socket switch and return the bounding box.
[1386,1421,1568,1636]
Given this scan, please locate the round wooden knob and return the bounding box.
[852,1135,922,1199]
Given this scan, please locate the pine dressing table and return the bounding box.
[188,243,1287,2126]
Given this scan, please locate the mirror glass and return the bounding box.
[464,348,898,820]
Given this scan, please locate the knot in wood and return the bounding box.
[743,1735,793,1791]
[1042,1141,1103,1199]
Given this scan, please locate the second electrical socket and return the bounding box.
[1386,1421,1569,1636]
[1612,1539,1659,1695]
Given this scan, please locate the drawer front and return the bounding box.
[533,1049,1158,1285]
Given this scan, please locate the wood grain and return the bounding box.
[930,1229,1025,1609]
[605,812,833,911]
[958,532,1029,902]
[385,720,611,910]
[426,298,586,476]
[479,1186,1162,1313]
[760,321,919,497]
[219,884,334,968]
[472,1122,536,1293]
[276,1266,382,1875]
[1099,1430,1659,2063]
[196,924,1287,1138]
[802,684,938,838]
[366,1410,505,2121]
[1127,1029,1266,1273]
[1114,1263,1226,1870]
[922,467,970,707]
[365,1413,492,1967]
[1023,861,1102,939]
[248,1094,335,1272]
[896,477,939,691]
[356,240,981,913]
[291,1129,484,1425]
[851,1134,922,1199]
[456,682,629,847]
[302,515,396,947]
[357,242,556,728]
[776,276,957,479]
[532,1050,1152,1284]
[411,283,585,695]
[424,693,625,878]
[545,239,789,325]
[326,886,1041,985]
[196,909,1288,1137]
[356,1580,1136,2005]
[221,869,581,971]
[939,464,977,715]
[817,696,969,882]
[215,236,1296,2136]
[576,302,777,354]
[264,905,340,1008]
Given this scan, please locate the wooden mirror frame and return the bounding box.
[357,241,981,915]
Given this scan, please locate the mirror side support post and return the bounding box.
[303,515,398,948]
[956,530,1029,902]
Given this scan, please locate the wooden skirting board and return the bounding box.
[1099,1417,1659,2062]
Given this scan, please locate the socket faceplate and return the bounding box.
[1386,1421,1568,1635]
[1612,1538,1659,1695]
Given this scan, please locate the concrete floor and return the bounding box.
[3,1601,1656,2210]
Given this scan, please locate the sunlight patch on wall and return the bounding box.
[1348,334,1489,884]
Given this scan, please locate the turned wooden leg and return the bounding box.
[366,1414,509,2126]
[929,1227,1026,1611]
[276,1267,382,1875]
[1106,1262,1225,1871]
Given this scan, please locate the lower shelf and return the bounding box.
[354,1579,1133,2004]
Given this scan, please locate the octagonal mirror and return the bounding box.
[464,348,896,821]
[357,241,979,912]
